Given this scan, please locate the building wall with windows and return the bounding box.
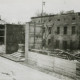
[52,13,80,50]
[31,12,80,50]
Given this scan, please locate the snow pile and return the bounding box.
[0,71,15,80]
[0,45,5,54]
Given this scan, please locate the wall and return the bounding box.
[6,24,25,54]
[27,51,78,78]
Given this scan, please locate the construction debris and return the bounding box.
[30,49,80,61]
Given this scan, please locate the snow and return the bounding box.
[0,45,5,54]
[0,56,61,80]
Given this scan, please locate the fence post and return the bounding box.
[25,22,29,63]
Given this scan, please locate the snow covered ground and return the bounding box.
[0,56,61,80]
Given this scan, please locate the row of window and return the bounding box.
[55,17,76,22]
[56,40,68,49]
[42,27,52,34]
[56,40,68,48]
[57,26,76,34]
[0,25,5,29]
[55,40,76,49]
[43,26,76,35]
[47,39,76,49]
[56,17,76,21]
[35,16,77,23]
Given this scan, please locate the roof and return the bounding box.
[31,12,80,19]
[0,19,6,25]
[31,15,55,19]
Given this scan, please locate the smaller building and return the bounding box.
[0,19,25,54]
[6,24,25,54]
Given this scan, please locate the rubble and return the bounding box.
[30,49,80,61]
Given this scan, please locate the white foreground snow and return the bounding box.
[0,56,61,80]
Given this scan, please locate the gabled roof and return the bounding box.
[31,15,55,19]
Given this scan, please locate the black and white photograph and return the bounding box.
[0,0,80,80]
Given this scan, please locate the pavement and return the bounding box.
[0,56,62,80]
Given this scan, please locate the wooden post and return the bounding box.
[34,22,36,48]
[25,22,29,62]
[5,24,7,54]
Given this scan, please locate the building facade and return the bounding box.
[6,24,25,54]
[31,11,80,50]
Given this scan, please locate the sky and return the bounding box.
[0,0,80,23]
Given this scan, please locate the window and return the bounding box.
[78,12,80,16]
[72,26,76,34]
[63,41,67,49]
[0,31,4,36]
[57,19,60,21]
[48,27,52,34]
[42,27,45,33]
[0,37,4,44]
[64,18,65,21]
[57,27,60,34]
[72,17,75,20]
[42,39,46,47]
[0,25,5,29]
[70,40,75,50]
[55,40,59,48]
[48,39,51,45]
[38,20,40,23]
[44,20,45,22]
[64,26,67,34]
[49,19,51,22]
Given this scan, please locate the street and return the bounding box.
[0,56,61,80]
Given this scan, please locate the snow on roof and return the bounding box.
[0,19,6,25]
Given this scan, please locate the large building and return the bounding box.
[31,11,80,50]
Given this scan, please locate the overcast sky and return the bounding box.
[0,0,80,23]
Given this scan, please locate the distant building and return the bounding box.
[31,11,80,50]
